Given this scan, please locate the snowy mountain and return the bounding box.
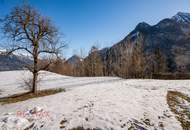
[0,53,32,71]
[172,12,190,24]
[93,12,190,75]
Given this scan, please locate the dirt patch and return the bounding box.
[0,88,65,104]
[167,91,190,130]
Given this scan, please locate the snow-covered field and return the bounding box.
[0,70,190,130]
[0,70,121,98]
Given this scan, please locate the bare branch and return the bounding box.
[38,44,66,55]
[38,60,54,71]
[6,46,33,55]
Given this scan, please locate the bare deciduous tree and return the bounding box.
[0,4,66,93]
[84,45,103,76]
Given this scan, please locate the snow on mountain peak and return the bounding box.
[172,12,190,24]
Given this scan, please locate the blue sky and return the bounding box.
[1,0,190,58]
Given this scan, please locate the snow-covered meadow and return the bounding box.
[0,70,190,130]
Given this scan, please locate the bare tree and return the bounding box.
[0,4,66,93]
[84,45,103,76]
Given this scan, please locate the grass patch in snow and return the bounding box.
[167,91,190,130]
[59,119,102,130]
[69,127,101,130]
[0,88,65,104]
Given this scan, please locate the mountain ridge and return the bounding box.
[83,12,190,77]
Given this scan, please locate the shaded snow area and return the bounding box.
[0,71,190,130]
[0,70,120,98]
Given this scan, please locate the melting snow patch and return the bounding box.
[0,115,30,130]
[0,106,53,130]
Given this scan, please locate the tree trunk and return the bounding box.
[32,70,38,94]
[32,47,38,94]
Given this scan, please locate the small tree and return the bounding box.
[84,46,103,76]
[0,5,66,93]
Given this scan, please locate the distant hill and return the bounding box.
[66,55,82,66]
[0,53,32,71]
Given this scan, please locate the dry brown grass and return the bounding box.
[69,127,101,130]
[167,91,190,130]
[0,88,65,105]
